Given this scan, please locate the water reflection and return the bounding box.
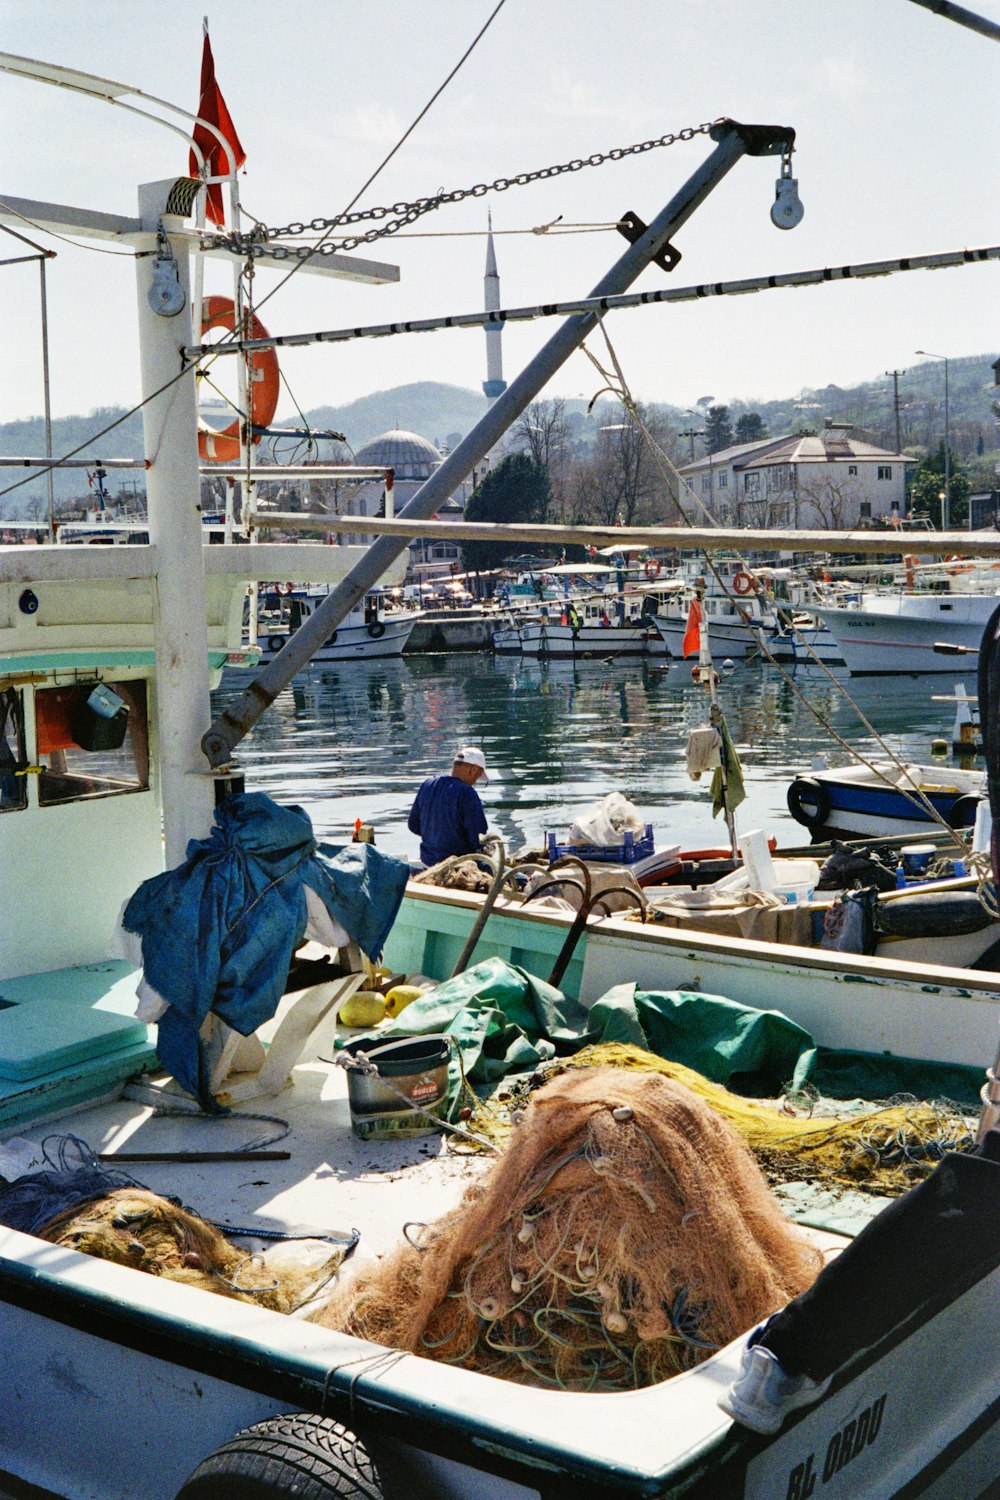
[212,655,976,861]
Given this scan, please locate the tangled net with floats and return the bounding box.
[315,1066,821,1391]
[456,1043,977,1196]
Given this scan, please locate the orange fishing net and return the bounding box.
[316,1067,821,1390]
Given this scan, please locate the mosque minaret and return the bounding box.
[482,212,507,405]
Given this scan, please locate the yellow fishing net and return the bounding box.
[460,1043,977,1195]
[315,1067,822,1391]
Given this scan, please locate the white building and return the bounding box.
[679,424,914,530]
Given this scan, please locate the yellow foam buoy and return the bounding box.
[384,984,427,1020]
[339,991,387,1029]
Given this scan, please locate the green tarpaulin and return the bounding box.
[338,957,984,1115]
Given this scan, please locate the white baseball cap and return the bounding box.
[454,745,489,782]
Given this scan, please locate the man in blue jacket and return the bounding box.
[408,746,490,868]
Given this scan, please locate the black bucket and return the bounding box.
[340,1034,450,1141]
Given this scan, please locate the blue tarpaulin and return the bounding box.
[122,793,410,1108]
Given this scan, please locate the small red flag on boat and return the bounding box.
[682,597,702,657]
[189,24,246,226]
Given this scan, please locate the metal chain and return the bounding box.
[214,119,722,262]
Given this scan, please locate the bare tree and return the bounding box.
[572,403,677,527]
[511,399,568,524]
[796,474,858,529]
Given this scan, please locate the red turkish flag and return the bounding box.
[682,597,703,657]
[189,28,246,226]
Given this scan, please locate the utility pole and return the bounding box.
[885,368,906,453]
[680,427,705,462]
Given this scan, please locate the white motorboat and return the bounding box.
[256,586,420,662]
[813,587,1000,675]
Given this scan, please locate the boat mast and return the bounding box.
[136,176,217,865]
[202,119,799,766]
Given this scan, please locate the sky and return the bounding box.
[0,0,998,431]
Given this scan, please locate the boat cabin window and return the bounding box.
[0,687,27,812]
[35,680,149,807]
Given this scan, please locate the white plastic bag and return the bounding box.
[568,792,645,848]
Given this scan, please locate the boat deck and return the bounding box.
[0,982,882,1273]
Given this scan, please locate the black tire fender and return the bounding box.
[267,635,285,654]
[367,621,386,639]
[325,630,338,647]
[174,1413,384,1499]
[787,775,830,828]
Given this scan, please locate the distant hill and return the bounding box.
[300,382,496,453]
[2,361,996,517]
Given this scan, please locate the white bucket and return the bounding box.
[772,859,820,905]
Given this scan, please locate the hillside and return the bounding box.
[2,361,996,517]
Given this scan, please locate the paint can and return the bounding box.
[340,1034,450,1141]
[901,844,936,879]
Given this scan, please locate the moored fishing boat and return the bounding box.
[492,561,672,659]
[786,758,985,839]
[812,586,1000,675]
[256,585,420,663]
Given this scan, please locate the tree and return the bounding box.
[511,399,568,524]
[796,475,856,529]
[735,412,768,444]
[908,443,971,528]
[571,403,677,528]
[704,405,733,454]
[461,453,552,572]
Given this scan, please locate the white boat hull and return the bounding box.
[813,595,1000,675]
[257,614,417,662]
[786,762,984,839]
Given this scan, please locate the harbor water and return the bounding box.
[212,654,979,861]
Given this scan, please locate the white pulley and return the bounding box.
[147,221,185,317]
[771,155,804,230]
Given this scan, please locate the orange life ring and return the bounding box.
[450,562,460,576]
[732,571,757,596]
[644,558,662,580]
[903,553,918,588]
[197,295,280,463]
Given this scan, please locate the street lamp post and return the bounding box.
[915,350,950,530]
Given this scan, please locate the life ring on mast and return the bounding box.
[786,775,831,829]
[197,295,280,463]
[732,571,757,597]
[644,558,662,580]
[903,554,919,588]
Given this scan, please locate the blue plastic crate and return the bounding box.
[547,824,655,865]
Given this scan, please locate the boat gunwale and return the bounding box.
[401,881,1000,998]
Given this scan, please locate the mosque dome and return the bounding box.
[354,430,442,481]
